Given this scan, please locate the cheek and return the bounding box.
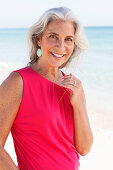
[44,37,56,48]
[68,45,74,54]
[43,41,55,52]
[41,42,50,53]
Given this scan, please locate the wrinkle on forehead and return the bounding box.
[44,19,75,37]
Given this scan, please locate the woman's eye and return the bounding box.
[49,35,57,39]
[66,38,73,42]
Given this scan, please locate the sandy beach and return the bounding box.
[80,126,113,170]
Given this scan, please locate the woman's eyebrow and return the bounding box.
[48,32,74,38]
[48,32,58,35]
[66,36,74,38]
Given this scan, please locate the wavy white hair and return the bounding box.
[27,7,89,68]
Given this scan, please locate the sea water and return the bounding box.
[0,27,113,137]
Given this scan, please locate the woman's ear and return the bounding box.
[36,36,41,47]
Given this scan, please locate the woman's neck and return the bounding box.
[30,62,63,84]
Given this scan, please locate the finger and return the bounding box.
[62,75,73,81]
[61,83,79,90]
[62,74,81,85]
[61,79,76,85]
[61,81,79,88]
[63,74,77,82]
[65,74,81,82]
[62,78,79,86]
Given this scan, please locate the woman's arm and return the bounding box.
[0,72,23,169]
[61,73,93,156]
[0,145,19,170]
[72,101,93,156]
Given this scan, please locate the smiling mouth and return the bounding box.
[50,52,64,59]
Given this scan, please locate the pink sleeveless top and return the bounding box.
[11,66,80,170]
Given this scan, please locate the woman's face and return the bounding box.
[37,19,75,68]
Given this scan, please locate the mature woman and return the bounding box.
[0,7,93,170]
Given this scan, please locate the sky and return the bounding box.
[0,0,113,28]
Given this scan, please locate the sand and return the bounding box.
[79,126,113,170]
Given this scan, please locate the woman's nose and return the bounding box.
[56,39,65,49]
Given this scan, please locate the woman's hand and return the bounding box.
[60,73,86,108]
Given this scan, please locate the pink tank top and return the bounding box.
[11,66,80,170]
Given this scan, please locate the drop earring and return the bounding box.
[37,48,41,57]
[69,55,72,62]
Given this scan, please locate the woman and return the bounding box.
[0,7,93,170]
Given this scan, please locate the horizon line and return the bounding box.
[0,25,113,29]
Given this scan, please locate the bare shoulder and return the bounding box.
[1,71,23,86]
[0,72,23,147]
[0,71,23,101]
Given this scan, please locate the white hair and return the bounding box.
[27,7,89,68]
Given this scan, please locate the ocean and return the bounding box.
[0,27,113,138]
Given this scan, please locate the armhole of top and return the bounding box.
[10,70,25,113]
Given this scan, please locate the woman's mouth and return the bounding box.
[50,52,64,59]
